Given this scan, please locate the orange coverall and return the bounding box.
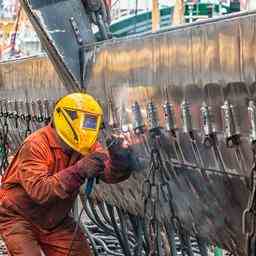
[0,124,131,256]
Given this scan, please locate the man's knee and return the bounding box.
[41,220,91,256]
[1,220,42,256]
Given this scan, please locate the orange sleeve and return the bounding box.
[17,141,69,205]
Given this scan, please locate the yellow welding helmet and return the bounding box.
[53,93,103,155]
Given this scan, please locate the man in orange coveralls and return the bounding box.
[0,93,134,256]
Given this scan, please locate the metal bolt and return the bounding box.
[221,101,240,147]
[181,100,193,133]
[146,101,160,131]
[200,102,214,136]
[248,100,256,144]
[107,98,117,128]
[120,104,129,133]
[221,101,239,139]
[131,101,144,134]
[163,101,176,132]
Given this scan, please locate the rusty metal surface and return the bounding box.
[2,10,256,255]
[0,56,66,98]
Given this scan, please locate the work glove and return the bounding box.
[76,152,107,178]
[106,136,134,172]
[58,151,108,193]
[101,136,140,184]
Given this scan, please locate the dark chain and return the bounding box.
[142,130,185,256]
[25,113,32,137]
[0,106,9,175]
[242,147,256,256]
[0,99,54,175]
[143,146,161,256]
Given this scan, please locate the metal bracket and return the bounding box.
[70,17,83,45]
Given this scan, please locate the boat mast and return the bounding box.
[172,0,185,25]
[10,6,21,54]
[247,0,256,10]
[152,0,160,32]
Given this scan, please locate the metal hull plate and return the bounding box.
[3,10,256,255]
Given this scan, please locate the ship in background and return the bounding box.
[107,0,241,37]
[0,0,248,61]
[0,0,41,59]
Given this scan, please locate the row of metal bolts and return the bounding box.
[126,99,256,147]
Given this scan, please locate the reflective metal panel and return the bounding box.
[2,10,256,255]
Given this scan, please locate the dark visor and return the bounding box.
[83,115,97,129]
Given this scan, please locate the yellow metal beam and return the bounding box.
[152,0,160,32]
[172,0,185,26]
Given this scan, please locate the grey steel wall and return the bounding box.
[87,11,256,136]
[0,56,67,153]
[0,55,66,100]
[84,11,256,255]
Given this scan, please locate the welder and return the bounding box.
[0,93,134,256]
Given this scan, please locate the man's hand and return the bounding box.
[75,152,107,178]
[108,136,140,171]
[104,136,139,176]
[97,136,136,184]
[58,151,108,193]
